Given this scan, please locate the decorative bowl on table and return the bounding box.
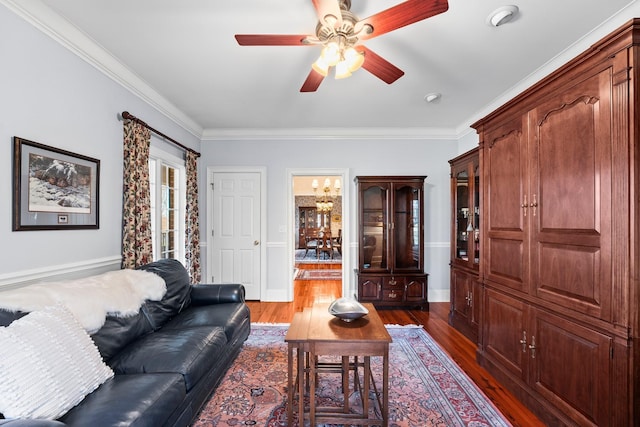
[328,298,369,322]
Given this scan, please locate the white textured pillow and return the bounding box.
[0,304,114,420]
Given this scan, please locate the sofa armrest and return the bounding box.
[190,284,245,306]
[0,421,66,426]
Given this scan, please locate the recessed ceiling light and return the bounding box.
[424,93,441,103]
[487,5,519,27]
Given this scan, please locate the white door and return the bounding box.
[211,172,261,300]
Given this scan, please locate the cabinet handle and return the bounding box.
[519,331,527,353]
[389,277,397,286]
[389,291,397,299]
[521,195,528,217]
[528,335,536,359]
[529,194,538,217]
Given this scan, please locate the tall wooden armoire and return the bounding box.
[471,19,640,426]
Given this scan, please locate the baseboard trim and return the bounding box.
[429,289,450,303]
[0,256,122,290]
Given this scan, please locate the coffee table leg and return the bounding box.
[287,343,294,423]
[342,356,349,414]
[364,356,370,418]
[309,347,316,425]
[298,347,305,421]
[383,348,389,427]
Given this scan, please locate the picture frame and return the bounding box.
[12,137,100,231]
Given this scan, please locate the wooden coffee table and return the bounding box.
[285,302,392,426]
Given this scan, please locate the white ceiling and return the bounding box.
[6,0,639,139]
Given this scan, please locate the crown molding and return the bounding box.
[200,126,460,141]
[1,0,204,139]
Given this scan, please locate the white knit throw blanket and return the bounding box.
[0,269,166,333]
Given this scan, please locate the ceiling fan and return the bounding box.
[235,0,449,92]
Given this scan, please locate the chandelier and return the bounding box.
[312,178,341,213]
[309,0,369,79]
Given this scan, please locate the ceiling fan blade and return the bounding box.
[356,0,449,40]
[311,0,343,27]
[300,69,325,92]
[235,34,310,46]
[360,46,404,84]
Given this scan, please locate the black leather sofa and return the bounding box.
[0,259,251,427]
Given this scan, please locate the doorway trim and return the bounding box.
[206,166,267,300]
[287,168,350,301]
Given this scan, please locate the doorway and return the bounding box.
[287,169,349,301]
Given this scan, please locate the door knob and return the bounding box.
[254,240,260,246]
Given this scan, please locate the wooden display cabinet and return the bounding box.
[448,148,481,342]
[355,176,428,310]
[298,206,317,249]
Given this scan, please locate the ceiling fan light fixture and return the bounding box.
[334,60,352,79]
[487,5,519,27]
[321,42,341,66]
[344,47,365,72]
[312,56,330,76]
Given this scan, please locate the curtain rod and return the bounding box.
[119,111,200,157]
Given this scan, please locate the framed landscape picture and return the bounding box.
[12,137,100,231]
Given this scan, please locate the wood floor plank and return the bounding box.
[245,272,544,427]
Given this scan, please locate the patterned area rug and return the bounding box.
[295,249,342,263]
[193,324,511,427]
[294,269,342,281]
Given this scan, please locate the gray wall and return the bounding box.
[0,4,199,283]
[200,139,458,301]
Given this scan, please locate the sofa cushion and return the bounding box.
[164,303,250,343]
[137,259,192,329]
[0,305,113,420]
[60,373,185,427]
[90,309,154,361]
[108,326,227,391]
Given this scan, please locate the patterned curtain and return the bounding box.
[121,120,153,269]
[185,151,202,283]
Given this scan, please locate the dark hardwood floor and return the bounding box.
[246,263,544,427]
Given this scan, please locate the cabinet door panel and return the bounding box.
[488,238,526,292]
[470,279,481,331]
[538,243,601,309]
[483,289,527,380]
[358,277,382,301]
[531,309,611,426]
[451,269,471,321]
[485,121,526,232]
[393,183,423,271]
[484,118,529,292]
[405,277,426,301]
[360,182,390,272]
[529,70,612,320]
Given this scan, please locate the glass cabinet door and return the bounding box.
[473,164,480,265]
[450,149,480,270]
[394,183,421,270]
[455,170,470,261]
[361,183,388,271]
